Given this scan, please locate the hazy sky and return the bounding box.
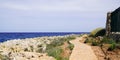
[0,0,120,32]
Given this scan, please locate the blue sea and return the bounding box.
[0,32,89,42]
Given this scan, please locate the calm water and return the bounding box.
[0,32,89,42]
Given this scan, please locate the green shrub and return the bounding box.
[108,43,116,51]
[46,39,66,60]
[61,57,69,60]
[62,36,76,42]
[0,54,10,60]
[49,39,65,47]
[92,41,99,46]
[84,37,97,44]
[68,43,74,50]
[90,28,105,37]
[48,36,76,48]
[84,38,92,43]
[46,47,63,60]
[84,37,100,46]
[46,36,76,60]
[116,44,120,49]
[101,37,115,44]
[67,36,76,40]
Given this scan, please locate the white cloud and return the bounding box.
[1,3,30,10]
[1,0,119,12]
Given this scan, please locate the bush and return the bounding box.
[108,43,116,51]
[46,36,76,60]
[0,54,10,60]
[46,47,63,60]
[46,39,68,60]
[49,39,65,47]
[68,43,74,50]
[101,37,115,44]
[84,38,91,43]
[92,41,99,46]
[90,28,105,37]
[116,44,120,49]
[67,36,76,40]
[84,37,95,43]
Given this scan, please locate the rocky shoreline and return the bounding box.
[0,34,78,60]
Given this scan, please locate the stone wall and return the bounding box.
[110,34,120,42]
[106,12,112,37]
[106,11,120,42]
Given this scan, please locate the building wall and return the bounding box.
[106,7,120,42]
[106,12,111,37]
[111,7,120,32]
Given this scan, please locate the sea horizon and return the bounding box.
[0,32,89,42]
[0,32,90,33]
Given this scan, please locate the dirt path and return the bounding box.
[69,36,98,60]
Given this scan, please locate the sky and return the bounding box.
[0,0,120,32]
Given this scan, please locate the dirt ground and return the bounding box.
[69,35,120,60]
[69,36,98,60]
[92,45,120,60]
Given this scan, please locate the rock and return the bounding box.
[0,34,78,60]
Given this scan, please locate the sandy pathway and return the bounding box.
[69,36,98,60]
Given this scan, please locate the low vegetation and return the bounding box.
[101,37,115,44]
[67,41,74,50]
[108,43,116,51]
[90,27,105,37]
[0,54,10,60]
[85,36,118,51]
[84,28,120,60]
[85,28,118,50]
[45,35,76,60]
[0,35,78,60]
[46,47,63,60]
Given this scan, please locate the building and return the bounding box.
[106,7,120,42]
